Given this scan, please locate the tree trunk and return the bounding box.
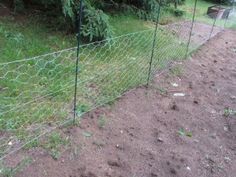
[23,0,31,9]
[9,0,14,8]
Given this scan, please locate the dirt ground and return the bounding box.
[3,29,236,177]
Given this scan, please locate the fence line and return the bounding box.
[0,2,235,163]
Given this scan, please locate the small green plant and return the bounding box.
[223,108,236,117]
[0,166,13,177]
[98,115,106,129]
[24,139,39,150]
[76,104,90,117]
[170,66,183,77]
[178,128,192,137]
[157,87,168,96]
[42,132,69,160]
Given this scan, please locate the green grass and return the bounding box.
[110,14,152,36]
[42,132,69,160]
[0,14,152,64]
[24,132,69,160]
[0,16,76,63]
[178,128,193,137]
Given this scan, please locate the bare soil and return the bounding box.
[3,29,236,177]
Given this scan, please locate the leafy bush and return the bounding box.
[165,6,185,17]
[174,9,185,17]
[81,4,113,41]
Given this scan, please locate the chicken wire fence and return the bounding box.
[0,2,235,161]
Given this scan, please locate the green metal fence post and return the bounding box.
[209,5,221,40]
[73,0,83,124]
[147,3,161,86]
[185,0,198,59]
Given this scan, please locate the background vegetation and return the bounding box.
[4,0,188,41]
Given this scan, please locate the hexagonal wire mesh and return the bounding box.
[0,1,235,161]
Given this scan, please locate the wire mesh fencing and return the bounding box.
[0,1,235,162]
[0,48,77,159]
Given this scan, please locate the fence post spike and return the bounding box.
[209,4,221,40]
[73,0,84,124]
[185,0,198,59]
[147,2,161,86]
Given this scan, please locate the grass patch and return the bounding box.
[24,139,40,150]
[24,132,70,160]
[41,132,69,160]
[178,128,193,137]
[109,14,152,36]
[0,157,32,177]
[0,16,76,63]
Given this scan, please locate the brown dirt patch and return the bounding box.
[3,30,236,177]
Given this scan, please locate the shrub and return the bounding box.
[174,9,185,17]
[81,4,113,41]
[166,6,185,17]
